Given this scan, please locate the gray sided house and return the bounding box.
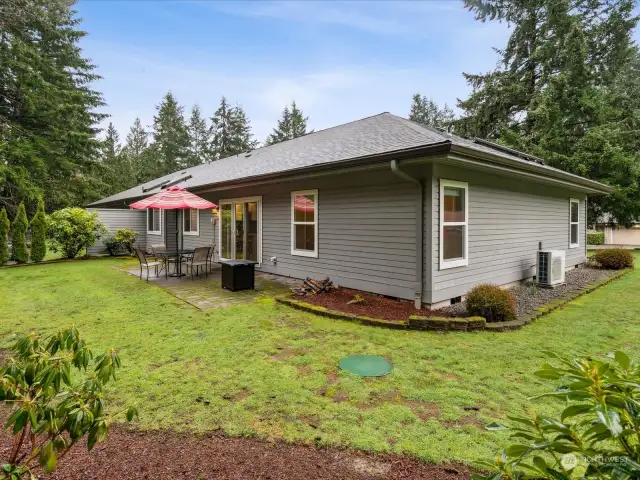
[88,113,612,308]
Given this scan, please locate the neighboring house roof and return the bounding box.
[89,112,613,207]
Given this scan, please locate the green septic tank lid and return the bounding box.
[338,355,393,377]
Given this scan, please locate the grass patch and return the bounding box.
[0,255,639,464]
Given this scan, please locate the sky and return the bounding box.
[75,0,640,142]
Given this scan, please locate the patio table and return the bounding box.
[154,248,194,277]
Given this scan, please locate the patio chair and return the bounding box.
[150,243,180,278]
[206,244,217,272]
[134,248,162,281]
[184,246,210,279]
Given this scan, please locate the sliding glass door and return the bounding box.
[219,197,261,263]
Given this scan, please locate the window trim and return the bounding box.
[147,208,162,235]
[218,196,263,265]
[183,208,200,236]
[439,179,469,270]
[291,189,319,258]
[569,198,580,248]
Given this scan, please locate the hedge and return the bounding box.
[587,231,605,245]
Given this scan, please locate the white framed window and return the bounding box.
[183,208,199,236]
[569,198,579,248]
[439,179,468,270]
[291,190,318,258]
[147,208,162,235]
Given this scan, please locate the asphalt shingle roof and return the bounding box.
[89,112,610,207]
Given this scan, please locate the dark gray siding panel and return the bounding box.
[182,209,216,251]
[145,210,167,251]
[199,169,418,300]
[87,208,146,255]
[429,164,587,303]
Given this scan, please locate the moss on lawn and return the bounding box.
[1,255,639,464]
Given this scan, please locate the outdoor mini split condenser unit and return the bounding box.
[537,250,566,287]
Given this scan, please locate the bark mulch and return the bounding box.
[299,287,452,322]
[0,425,473,480]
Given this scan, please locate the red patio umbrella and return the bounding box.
[129,186,217,267]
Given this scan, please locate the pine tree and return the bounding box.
[456,0,640,225]
[123,117,150,183]
[0,0,106,215]
[408,94,455,129]
[29,196,46,262]
[209,97,258,159]
[151,92,190,175]
[100,123,134,196]
[0,209,9,266]
[266,101,309,145]
[186,105,211,167]
[10,202,28,263]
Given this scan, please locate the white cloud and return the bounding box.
[81,1,510,142]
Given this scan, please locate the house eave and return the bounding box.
[448,145,614,195]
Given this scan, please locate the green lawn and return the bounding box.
[0,256,639,464]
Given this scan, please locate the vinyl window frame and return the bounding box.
[291,189,319,258]
[183,208,200,236]
[439,179,469,270]
[147,208,162,235]
[569,198,580,248]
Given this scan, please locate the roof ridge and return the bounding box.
[236,111,392,156]
[387,113,451,141]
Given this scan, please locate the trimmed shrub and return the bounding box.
[103,236,121,256]
[465,284,516,323]
[29,197,47,262]
[586,231,604,245]
[114,227,139,254]
[592,248,634,269]
[10,202,29,263]
[0,208,9,265]
[47,208,107,259]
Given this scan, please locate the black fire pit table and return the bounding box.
[219,260,257,291]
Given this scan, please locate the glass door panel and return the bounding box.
[219,199,260,262]
[221,204,232,259]
[234,203,244,260]
[246,202,258,262]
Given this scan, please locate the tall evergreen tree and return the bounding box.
[456,0,640,225]
[266,101,309,145]
[209,97,257,159]
[0,0,106,215]
[100,123,133,196]
[408,94,455,129]
[0,209,9,266]
[10,201,28,263]
[29,196,46,262]
[122,117,153,184]
[151,92,189,175]
[186,105,210,167]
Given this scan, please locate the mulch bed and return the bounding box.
[299,287,452,321]
[0,425,472,480]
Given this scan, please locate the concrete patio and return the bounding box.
[123,264,297,311]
